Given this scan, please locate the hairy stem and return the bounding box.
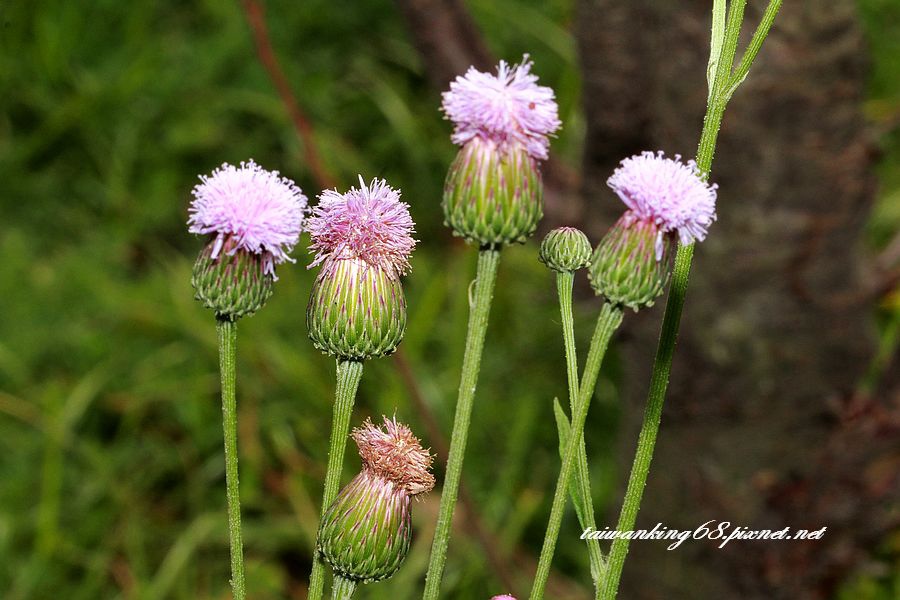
[308,359,365,600]
[530,302,624,600]
[331,575,357,600]
[217,317,245,600]
[423,247,501,600]
[556,272,606,588]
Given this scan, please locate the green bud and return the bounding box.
[191,238,274,321]
[443,137,542,247]
[588,215,671,311]
[317,471,412,584]
[539,227,592,272]
[307,258,406,360]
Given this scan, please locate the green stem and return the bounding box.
[556,272,605,588]
[331,575,357,600]
[308,359,365,600]
[423,247,501,600]
[217,317,245,600]
[598,3,782,597]
[597,245,694,600]
[530,302,624,600]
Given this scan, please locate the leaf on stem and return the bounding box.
[707,0,727,101]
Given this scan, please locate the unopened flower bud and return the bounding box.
[539,227,592,273]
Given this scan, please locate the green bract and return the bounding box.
[307,258,406,360]
[317,471,412,584]
[443,137,542,247]
[540,227,592,273]
[589,216,671,311]
[191,240,274,321]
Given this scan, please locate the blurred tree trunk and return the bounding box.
[577,1,895,598]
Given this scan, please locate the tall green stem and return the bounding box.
[331,575,357,600]
[217,317,245,600]
[599,2,781,597]
[556,272,605,587]
[530,302,624,600]
[308,359,365,600]
[423,247,501,600]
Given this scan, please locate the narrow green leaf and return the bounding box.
[553,398,604,589]
[553,398,584,520]
[725,0,783,102]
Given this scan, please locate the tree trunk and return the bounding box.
[577,1,894,598]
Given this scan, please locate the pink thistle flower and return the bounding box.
[490,596,517,600]
[441,55,561,161]
[607,151,718,257]
[352,416,435,496]
[307,176,416,278]
[188,160,307,276]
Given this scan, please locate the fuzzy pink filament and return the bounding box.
[608,151,718,256]
[441,55,561,161]
[307,176,416,278]
[188,160,307,274]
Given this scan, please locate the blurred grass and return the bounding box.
[0,0,896,599]
[0,1,604,598]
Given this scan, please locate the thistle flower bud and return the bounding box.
[188,160,307,320]
[589,151,718,311]
[441,56,561,247]
[306,177,416,360]
[307,257,406,360]
[318,417,434,584]
[589,214,671,310]
[443,137,542,246]
[539,227,592,273]
[192,236,274,320]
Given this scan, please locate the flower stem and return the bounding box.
[597,244,694,600]
[308,359,365,600]
[598,2,782,597]
[331,575,357,600]
[530,302,624,600]
[556,272,605,588]
[423,247,501,600]
[217,317,245,600]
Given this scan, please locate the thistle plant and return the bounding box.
[305,177,416,600]
[424,56,561,600]
[188,160,307,600]
[599,2,782,597]
[318,417,434,599]
[530,154,718,599]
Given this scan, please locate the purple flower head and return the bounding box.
[441,55,561,161]
[607,151,718,258]
[188,160,307,276]
[307,176,416,278]
[490,596,517,600]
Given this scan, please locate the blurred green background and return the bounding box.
[0,1,897,599]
